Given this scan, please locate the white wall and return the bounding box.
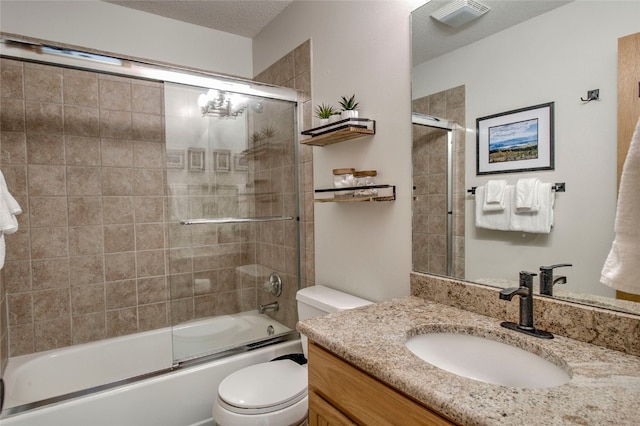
[413,1,640,297]
[254,1,423,302]
[0,1,253,78]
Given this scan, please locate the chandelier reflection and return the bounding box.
[198,89,248,118]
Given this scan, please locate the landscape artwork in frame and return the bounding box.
[476,102,554,175]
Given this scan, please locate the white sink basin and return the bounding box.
[405,333,571,388]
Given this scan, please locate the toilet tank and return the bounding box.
[296,285,372,359]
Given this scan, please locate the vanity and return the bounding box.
[297,274,640,425]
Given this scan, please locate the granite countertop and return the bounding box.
[297,296,640,425]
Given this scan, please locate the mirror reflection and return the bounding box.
[411,0,640,315]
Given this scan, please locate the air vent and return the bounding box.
[431,0,490,28]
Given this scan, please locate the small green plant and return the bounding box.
[315,103,336,119]
[339,94,359,111]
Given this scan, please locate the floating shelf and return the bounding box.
[300,118,375,146]
[314,184,395,203]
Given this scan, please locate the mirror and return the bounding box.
[411,0,640,315]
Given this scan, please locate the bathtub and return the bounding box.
[1,311,301,426]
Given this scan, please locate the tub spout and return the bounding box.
[259,301,279,314]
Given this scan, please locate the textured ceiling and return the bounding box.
[103,0,294,38]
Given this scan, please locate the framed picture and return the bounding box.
[166,149,185,169]
[233,153,248,171]
[476,102,554,175]
[188,148,205,172]
[214,149,231,172]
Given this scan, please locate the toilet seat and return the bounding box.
[217,359,308,415]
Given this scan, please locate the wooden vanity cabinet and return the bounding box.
[308,342,457,426]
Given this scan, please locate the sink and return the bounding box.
[405,333,571,388]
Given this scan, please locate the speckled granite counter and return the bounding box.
[297,297,640,425]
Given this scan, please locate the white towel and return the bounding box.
[483,179,507,211]
[0,169,22,270]
[601,116,640,295]
[509,183,554,233]
[0,169,20,235]
[515,178,541,212]
[475,185,512,231]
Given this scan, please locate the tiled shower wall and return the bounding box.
[412,85,465,278]
[254,39,314,327]
[0,58,169,358]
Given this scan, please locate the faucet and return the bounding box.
[539,263,572,296]
[259,301,279,314]
[499,271,553,339]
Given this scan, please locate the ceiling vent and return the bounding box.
[431,0,491,28]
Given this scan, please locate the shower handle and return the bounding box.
[263,272,282,297]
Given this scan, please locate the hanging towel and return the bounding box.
[515,178,541,212]
[475,185,512,231]
[509,183,554,233]
[601,116,640,295]
[483,179,507,211]
[0,169,22,270]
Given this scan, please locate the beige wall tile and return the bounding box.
[102,167,133,195]
[135,223,165,250]
[69,225,104,256]
[26,133,64,164]
[28,164,66,195]
[138,302,168,331]
[68,196,103,226]
[1,131,27,164]
[106,279,136,309]
[1,99,26,132]
[72,312,106,344]
[137,276,167,305]
[2,260,32,293]
[106,307,137,338]
[65,135,101,166]
[132,83,162,114]
[7,293,32,325]
[31,258,70,290]
[29,196,67,227]
[100,110,132,139]
[136,249,166,277]
[69,255,104,286]
[101,138,133,167]
[103,224,135,253]
[66,166,102,196]
[132,113,162,141]
[63,105,100,137]
[99,78,131,111]
[1,59,24,99]
[33,288,70,321]
[63,69,99,108]
[24,65,62,103]
[30,227,68,259]
[103,196,134,224]
[25,102,63,134]
[134,196,164,223]
[104,252,136,282]
[71,284,105,315]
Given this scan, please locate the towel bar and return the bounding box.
[180,216,294,225]
[467,182,565,195]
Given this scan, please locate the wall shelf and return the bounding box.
[300,118,375,146]
[314,184,395,203]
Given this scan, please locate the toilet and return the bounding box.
[212,285,372,425]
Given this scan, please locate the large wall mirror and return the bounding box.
[411,0,640,315]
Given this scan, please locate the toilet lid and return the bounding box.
[218,360,308,413]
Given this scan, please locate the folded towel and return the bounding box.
[509,182,554,233]
[601,116,640,295]
[475,185,512,231]
[515,178,541,212]
[483,179,507,211]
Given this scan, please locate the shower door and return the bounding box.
[164,82,300,362]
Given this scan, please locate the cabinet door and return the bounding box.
[308,342,457,426]
[309,391,357,426]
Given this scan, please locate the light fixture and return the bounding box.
[198,89,249,118]
[431,0,490,28]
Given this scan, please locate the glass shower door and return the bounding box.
[164,82,300,362]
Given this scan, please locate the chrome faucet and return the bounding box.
[499,271,553,339]
[539,263,572,296]
[259,301,279,314]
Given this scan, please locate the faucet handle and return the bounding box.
[519,271,537,289]
[540,263,572,272]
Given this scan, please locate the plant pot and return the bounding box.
[317,118,330,126]
[329,114,342,123]
[341,110,358,119]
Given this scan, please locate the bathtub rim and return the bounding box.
[1,331,300,419]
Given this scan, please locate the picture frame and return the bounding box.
[476,102,554,175]
[188,148,205,172]
[166,149,185,169]
[233,153,248,171]
[213,149,231,172]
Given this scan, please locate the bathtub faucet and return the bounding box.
[259,301,279,314]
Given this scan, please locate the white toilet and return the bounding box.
[212,285,372,426]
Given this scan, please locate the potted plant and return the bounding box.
[339,94,359,119]
[315,103,336,126]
